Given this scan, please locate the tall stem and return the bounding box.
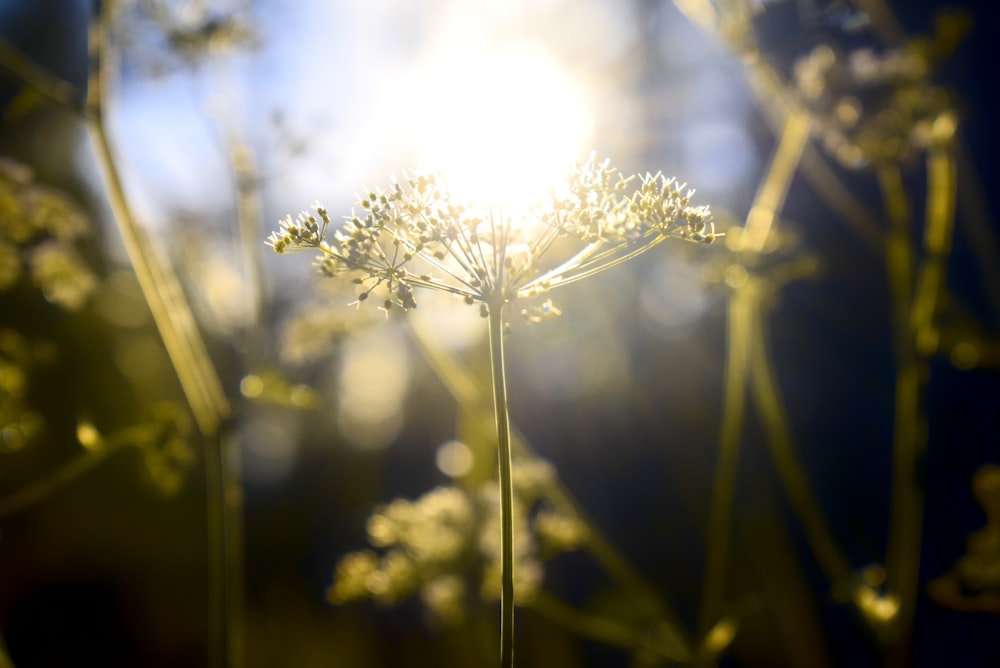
[487,299,515,668]
[87,6,236,666]
[697,284,755,663]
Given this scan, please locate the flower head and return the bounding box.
[269,155,715,315]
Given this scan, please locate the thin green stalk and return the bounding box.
[741,108,811,253]
[749,310,852,585]
[697,284,755,659]
[885,146,956,645]
[487,298,515,668]
[406,320,692,654]
[0,35,79,109]
[0,439,130,519]
[529,591,689,663]
[876,162,914,358]
[88,6,236,667]
[911,147,958,355]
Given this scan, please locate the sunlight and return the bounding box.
[410,43,593,209]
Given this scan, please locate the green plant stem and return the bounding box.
[749,307,852,586]
[911,148,958,355]
[697,283,755,659]
[487,299,515,668]
[876,162,914,359]
[0,35,79,109]
[528,592,688,663]
[885,147,956,647]
[406,321,693,654]
[0,444,122,519]
[742,107,811,253]
[87,6,237,667]
[0,428,150,519]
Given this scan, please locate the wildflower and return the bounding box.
[327,463,586,624]
[1,157,97,311]
[0,329,44,453]
[534,509,589,555]
[29,242,97,311]
[268,156,715,315]
[285,157,717,667]
[328,550,380,604]
[421,575,467,625]
[791,42,955,167]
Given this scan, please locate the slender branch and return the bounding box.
[742,108,811,253]
[876,162,914,358]
[519,229,670,297]
[87,6,229,439]
[87,6,235,668]
[911,147,958,355]
[0,35,81,110]
[671,0,719,35]
[798,146,884,252]
[487,297,515,668]
[529,591,689,663]
[697,283,755,659]
[885,145,957,644]
[0,435,137,519]
[738,31,884,252]
[749,307,852,585]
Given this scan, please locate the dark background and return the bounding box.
[2,0,999,666]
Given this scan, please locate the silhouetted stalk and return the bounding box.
[529,592,689,663]
[749,307,852,585]
[886,141,957,643]
[741,108,811,253]
[876,162,914,357]
[88,5,236,667]
[406,321,692,656]
[487,299,515,668]
[230,139,267,350]
[698,106,806,663]
[912,146,958,355]
[275,159,713,668]
[697,284,754,661]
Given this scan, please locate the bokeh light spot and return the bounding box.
[436,440,473,478]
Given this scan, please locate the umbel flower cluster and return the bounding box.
[268,155,715,316]
[327,458,589,625]
[0,157,96,311]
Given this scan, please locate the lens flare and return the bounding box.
[410,44,593,208]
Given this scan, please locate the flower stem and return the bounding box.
[487,298,515,668]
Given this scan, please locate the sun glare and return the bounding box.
[410,44,593,208]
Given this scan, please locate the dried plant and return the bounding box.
[269,154,714,667]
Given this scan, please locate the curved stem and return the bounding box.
[487,298,515,668]
[87,7,236,667]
